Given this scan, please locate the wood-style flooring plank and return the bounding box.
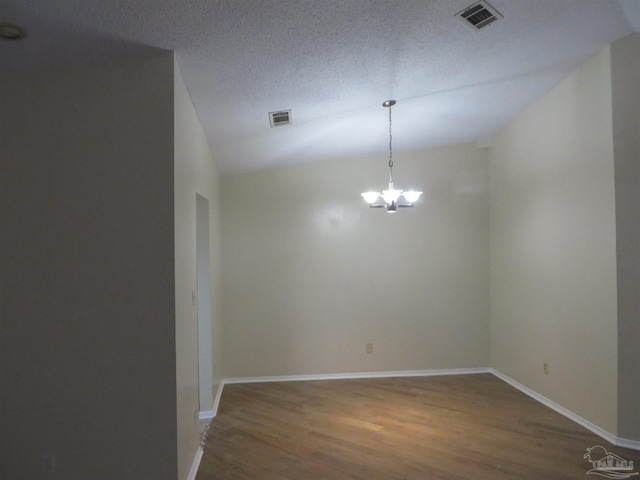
[196,374,639,480]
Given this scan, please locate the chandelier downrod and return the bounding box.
[387,100,394,184]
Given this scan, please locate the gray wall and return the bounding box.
[489,47,619,434]
[174,60,223,479]
[0,53,178,479]
[611,33,640,442]
[221,144,490,377]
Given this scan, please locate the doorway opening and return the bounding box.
[196,194,213,414]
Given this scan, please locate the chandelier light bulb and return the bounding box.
[403,191,423,203]
[381,189,402,204]
[361,191,380,204]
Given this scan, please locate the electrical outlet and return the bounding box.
[544,362,549,375]
[366,343,373,354]
[41,454,55,473]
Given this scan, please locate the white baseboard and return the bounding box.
[186,446,203,480]
[201,367,640,453]
[617,437,640,451]
[198,410,214,421]
[490,369,640,451]
[212,381,225,417]
[222,367,490,385]
[199,383,226,420]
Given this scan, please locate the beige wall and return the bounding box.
[221,144,490,378]
[174,60,223,479]
[489,47,619,434]
[611,33,640,442]
[0,54,178,478]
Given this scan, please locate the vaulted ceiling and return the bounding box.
[2,0,639,175]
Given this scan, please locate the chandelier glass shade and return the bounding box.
[361,100,422,213]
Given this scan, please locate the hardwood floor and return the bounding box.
[197,374,639,479]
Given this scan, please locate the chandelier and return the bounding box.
[361,100,422,213]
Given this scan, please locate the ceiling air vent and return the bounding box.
[455,1,502,31]
[268,109,292,128]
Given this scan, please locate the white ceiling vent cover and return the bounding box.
[268,110,292,127]
[455,1,503,30]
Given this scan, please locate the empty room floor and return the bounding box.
[197,374,640,479]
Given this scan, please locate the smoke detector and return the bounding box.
[455,1,503,31]
[268,110,292,128]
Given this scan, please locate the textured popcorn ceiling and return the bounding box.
[1,0,639,175]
